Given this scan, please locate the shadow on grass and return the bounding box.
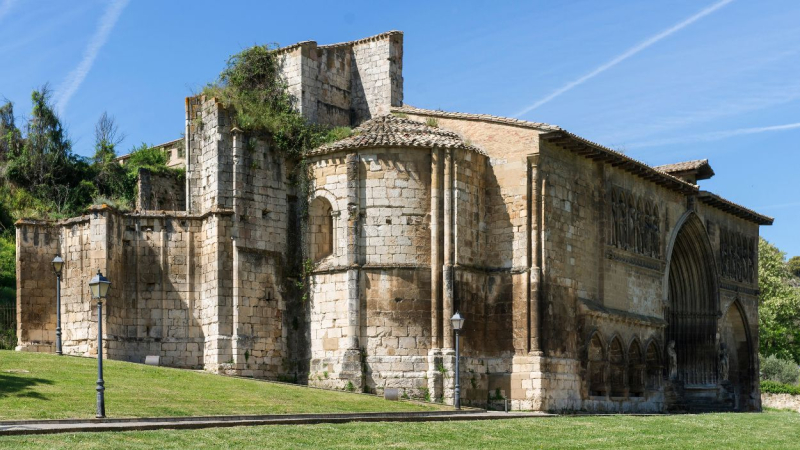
[0,373,53,400]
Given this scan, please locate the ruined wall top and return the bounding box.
[277,31,403,127]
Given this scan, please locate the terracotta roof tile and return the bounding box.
[311,114,485,155]
[698,191,773,226]
[654,159,709,173]
[540,130,698,194]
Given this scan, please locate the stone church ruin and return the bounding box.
[15,31,773,412]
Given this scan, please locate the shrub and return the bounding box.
[0,327,15,351]
[761,354,800,385]
[761,380,800,395]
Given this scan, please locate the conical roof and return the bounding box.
[311,114,485,155]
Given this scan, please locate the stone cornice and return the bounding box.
[606,248,665,274]
[15,206,234,228]
[719,281,760,297]
[579,297,667,329]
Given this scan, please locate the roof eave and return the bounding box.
[539,130,698,195]
[697,191,774,226]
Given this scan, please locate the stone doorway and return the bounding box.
[665,214,719,388]
[721,300,754,411]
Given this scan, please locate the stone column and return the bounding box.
[442,149,454,349]
[429,147,443,401]
[342,152,363,389]
[160,222,169,348]
[529,154,543,354]
[511,154,547,411]
[184,97,192,213]
[441,149,456,405]
[230,128,244,372]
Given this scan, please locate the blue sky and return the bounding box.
[0,0,798,257]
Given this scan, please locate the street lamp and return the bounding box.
[52,255,64,355]
[89,269,111,419]
[450,311,465,410]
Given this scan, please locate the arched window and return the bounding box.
[646,341,661,390]
[309,196,334,262]
[609,337,626,397]
[588,334,607,396]
[628,340,645,397]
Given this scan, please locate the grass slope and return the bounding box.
[1,410,799,449]
[0,351,442,420]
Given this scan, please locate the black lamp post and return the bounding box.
[450,311,465,410]
[89,269,111,419]
[52,255,64,355]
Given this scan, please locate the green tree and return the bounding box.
[0,100,22,160]
[759,238,800,363]
[91,112,129,200]
[4,86,89,216]
[788,256,800,279]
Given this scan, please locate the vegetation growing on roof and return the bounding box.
[201,44,350,159]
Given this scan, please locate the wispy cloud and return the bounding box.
[54,0,129,114]
[630,122,800,148]
[0,0,16,22]
[513,0,734,118]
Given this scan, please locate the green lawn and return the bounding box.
[1,410,798,449]
[0,351,443,419]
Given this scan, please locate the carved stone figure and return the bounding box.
[619,193,628,249]
[627,198,635,250]
[643,207,652,256]
[720,227,756,283]
[651,206,660,257]
[719,344,730,382]
[609,188,663,258]
[611,190,619,245]
[633,202,641,253]
[667,340,678,380]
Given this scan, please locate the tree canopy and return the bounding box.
[788,256,800,280]
[759,238,800,363]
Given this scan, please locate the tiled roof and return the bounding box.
[698,191,774,226]
[392,106,560,132]
[655,159,715,181]
[311,114,485,155]
[654,159,708,173]
[540,130,698,194]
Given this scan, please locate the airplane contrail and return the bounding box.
[54,0,130,114]
[513,0,735,118]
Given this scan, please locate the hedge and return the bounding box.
[761,380,800,395]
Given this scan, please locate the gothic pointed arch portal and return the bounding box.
[721,300,755,411]
[665,213,719,386]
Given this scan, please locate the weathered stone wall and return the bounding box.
[137,168,186,211]
[350,33,403,124]
[16,205,288,376]
[277,32,403,127]
[16,31,771,413]
[15,221,59,352]
[186,97,234,215]
[304,144,499,399]
[761,393,800,412]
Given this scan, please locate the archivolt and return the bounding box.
[665,212,719,385]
